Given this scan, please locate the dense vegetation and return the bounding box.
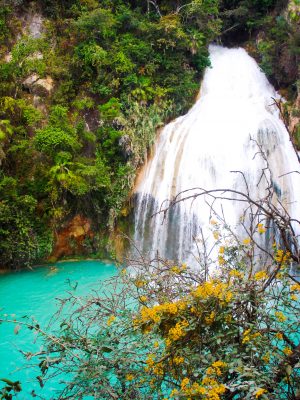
[0,0,299,269]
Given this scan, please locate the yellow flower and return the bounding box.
[213,230,220,240]
[230,269,243,279]
[153,362,163,376]
[242,329,261,344]
[275,332,283,340]
[168,320,189,341]
[139,295,147,302]
[135,279,145,288]
[154,341,159,348]
[202,376,217,386]
[242,335,250,344]
[212,361,227,368]
[255,388,267,398]
[140,306,160,323]
[283,347,293,356]
[291,284,300,292]
[205,361,227,377]
[262,352,270,363]
[275,311,286,322]
[254,271,268,281]
[205,311,215,325]
[192,279,231,303]
[210,219,218,225]
[173,356,184,365]
[107,315,116,326]
[225,314,232,323]
[126,374,134,381]
[291,294,298,301]
[243,238,251,245]
[257,223,266,234]
[163,303,178,315]
[276,272,283,279]
[219,246,225,254]
[146,354,155,365]
[218,256,225,265]
[274,249,290,263]
[181,377,190,390]
[171,266,181,274]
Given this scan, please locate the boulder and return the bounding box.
[22,74,54,96]
[33,76,54,96]
[23,73,39,89]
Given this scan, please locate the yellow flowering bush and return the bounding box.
[19,219,299,400]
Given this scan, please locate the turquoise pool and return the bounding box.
[0,260,117,399]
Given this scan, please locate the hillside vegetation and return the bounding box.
[0,0,299,269]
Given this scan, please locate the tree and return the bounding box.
[1,161,299,399]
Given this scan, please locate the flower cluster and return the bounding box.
[191,280,233,303]
[242,328,261,344]
[168,320,189,342]
[274,249,290,264]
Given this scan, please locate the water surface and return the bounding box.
[0,260,117,399]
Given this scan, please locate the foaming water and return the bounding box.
[133,45,300,263]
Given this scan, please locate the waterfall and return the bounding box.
[133,45,300,264]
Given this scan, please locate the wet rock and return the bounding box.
[50,215,95,260]
[119,134,133,159]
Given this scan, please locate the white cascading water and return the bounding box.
[133,45,300,264]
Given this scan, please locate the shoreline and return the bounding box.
[0,257,116,275]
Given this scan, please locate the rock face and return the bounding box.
[18,6,44,39]
[23,74,54,96]
[119,135,133,159]
[50,215,95,260]
[28,13,43,38]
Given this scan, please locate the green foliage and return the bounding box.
[220,0,277,35]
[257,39,274,76]
[0,6,11,43]
[0,175,38,269]
[34,126,78,155]
[254,10,299,88]
[99,98,122,121]
[0,0,293,269]
[73,7,117,39]
[34,106,78,156]
[294,123,300,148]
